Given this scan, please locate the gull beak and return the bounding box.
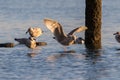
[113,32,118,35]
[26,28,31,34]
[113,33,116,35]
[26,31,28,34]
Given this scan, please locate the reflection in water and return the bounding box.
[27,47,41,57]
[27,53,38,57]
[84,49,109,80]
[59,50,76,53]
[46,49,102,63]
[85,49,103,65]
[46,49,110,80]
[85,49,102,59]
[46,51,86,62]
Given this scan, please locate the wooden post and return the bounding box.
[85,0,102,50]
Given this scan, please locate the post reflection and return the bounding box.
[84,49,108,80]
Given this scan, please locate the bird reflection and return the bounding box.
[27,47,42,57]
[47,52,86,62]
[27,53,38,57]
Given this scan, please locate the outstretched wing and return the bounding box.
[26,27,43,37]
[44,18,67,42]
[68,26,87,35]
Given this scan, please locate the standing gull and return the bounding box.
[14,37,36,49]
[44,18,87,50]
[26,27,43,39]
[113,32,120,43]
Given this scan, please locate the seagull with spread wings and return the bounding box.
[26,27,43,39]
[44,18,87,50]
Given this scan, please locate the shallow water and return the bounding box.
[0,0,120,80]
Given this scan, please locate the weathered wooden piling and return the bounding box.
[85,0,102,50]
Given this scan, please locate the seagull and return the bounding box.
[113,32,120,43]
[14,37,36,49]
[26,27,43,39]
[44,18,87,50]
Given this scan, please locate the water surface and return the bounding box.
[0,0,120,80]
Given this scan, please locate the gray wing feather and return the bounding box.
[44,19,67,42]
[68,26,87,35]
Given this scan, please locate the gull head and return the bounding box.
[113,32,120,35]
